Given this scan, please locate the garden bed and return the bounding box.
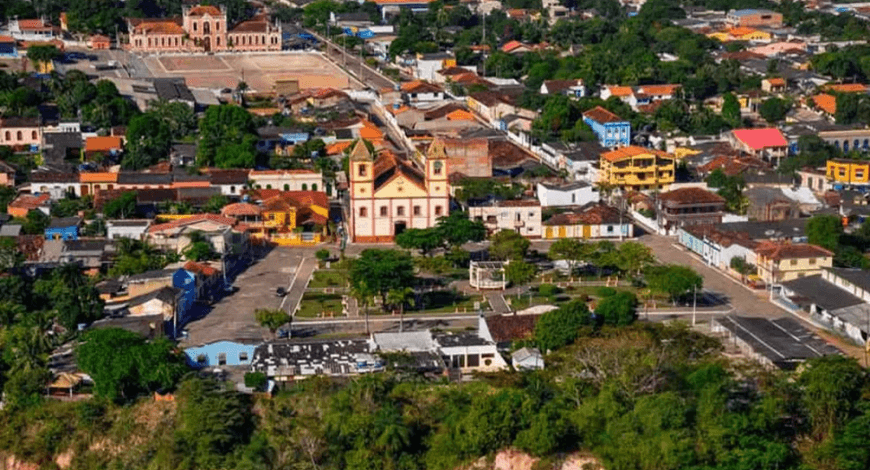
[297,292,343,318]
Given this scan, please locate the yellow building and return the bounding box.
[826,159,870,185]
[599,146,676,191]
[707,27,771,42]
[755,242,833,284]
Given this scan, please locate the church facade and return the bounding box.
[126,4,281,53]
[349,140,450,243]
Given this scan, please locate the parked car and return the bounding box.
[275,287,287,297]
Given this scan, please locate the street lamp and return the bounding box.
[692,284,697,326]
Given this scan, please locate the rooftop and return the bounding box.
[583,106,625,124]
[755,242,833,260]
[782,275,864,311]
[731,128,788,150]
[713,315,839,370]
[601,145,672,162]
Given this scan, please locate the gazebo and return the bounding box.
[469,261,507,290]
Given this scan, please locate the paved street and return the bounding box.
[282,256,318,315]
[309,30,396,90]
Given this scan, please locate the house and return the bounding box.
[42,130,83,164]
[712,316,840,370]
[106,220,152,240]
[467,91,528,124]
[146,214,248,256]
[349,140,449,243]
[745,187,799,221]
[540,79,585,98]
[371,329,507,374]
[540,141,604,181]
[116,172,172,191]
[88,34,111,50]
[126,286,183,324]
[778,275,870,346]
[813,93,837,117]
[582,106,630,148]
[31,171,79,199]
[600,84,681,110]
[84,136,124,160]
[184,340,260,367]
[0,117,42,150]
[8,18,57,41]
[203,169,249,196]
[728,128,788,166]
[726,9,783,28]
[154,79,196,108]
[797,167,829,194]
[54,238,115,274]
[0,35,18,58]
[44,217,81,241]
[599,146,676,191]
[512,347,544,370]
[826,159,870,189]
[415,52,456,81]
[255,126,311,153]
[400,81,445,102]
[536,181,600,207]
[478,313,541,349]
[7,193,51,218]
[542,203,633,239]
[708,27,772,42]
[656,187,725,234]
[761,78,786,93]
[468,199,542,238]
[79,172,118,197]
[754,242,833,284]
[677,225,758,272]
[248,169,323,192]
[438,137,491,178]
[251,339,378,381]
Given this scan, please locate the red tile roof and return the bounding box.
[9,193,50,211]
[813,93,836,115]
[544,204,621,225]
[188,5,222,16]
[731,128,787,150]
[755,242,833,260]
[583,106,624,124]
[484,314,542,342]
[658,187,725,205]
[184,260,218,276]
[221,202,262,217]
[148,214,238,233]
[601,146,672,162]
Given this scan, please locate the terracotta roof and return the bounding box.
[583,106,624,124]
[638,84,680,96]
[452,72,491,87]
[184,260,218,276]
[445,109,475,121]
[601,145,672,163]
[326,141,353,155]
[249,169,317,176]
[0,35,14,43]
[423,103,465,120]
[728,26,760,36]
[188,5,222,16]
[438,66,471,76]
[731,128,788,150]
[204,169,250,184]
[813,93,837,115]
[132,19,184,34]
[658,187,725,205]
[605,86,633,97]
[823,83,867,93]
[373,153,426,192]
[242,189,328,209]
[80,172,118,183]
[543,79,582,93]
[17,235,44,261]
[17,19,51,30]
[469,91,513,107]
[230,17,271,34]
[8,193,50,211]
[221,202,262,217]
[85,136,123,153]
[766,78,786,86]
[401,80,444,94]
[697,155,749,176]
[755,242,833,260]
[544,204,621,225]
[373,0,436,3]
[148,214,237,233]
[484,314,542,342]
[501,40,525,53]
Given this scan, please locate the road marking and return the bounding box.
[279,257,306,310]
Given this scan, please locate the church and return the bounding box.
[349,140,449,243]
[126,4,281,53]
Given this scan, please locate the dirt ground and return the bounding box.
[144,53,351,92]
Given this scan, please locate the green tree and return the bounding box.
[799,355,867,441]
[505,260,536,287]
[396,228,442,256]
[103,191,137,219]
[721,92,741,127]
[349,249,415,310]
[489,230,530,261]
[26,44,60,69]
[315,248,331,263]
[595,291,638,326]
[197,104,257,168]
[386,287,415,333]
[255,308,291,337]
[33,264,104,330]
[806,214,842,252]
[758,97,791,123]
[645,265,702,304]
[124,112,172,170]
[76,328,187,402]
[149,99,197,138]
[534,300,592,351]
[614,241,655,276]
[20,209,50,235]
[548,238,586,276]
[202,194,230,213]
[436,211,486,248]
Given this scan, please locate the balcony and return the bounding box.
[513,220,525,228]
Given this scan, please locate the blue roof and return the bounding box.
[730,8,773,16]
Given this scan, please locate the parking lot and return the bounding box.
[180,246,315,347]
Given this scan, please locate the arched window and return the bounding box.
[845,141,850,152]
[32,131,37,139]
[855,139,861,149]
[283,184,289,191]
[193,22,198,32]
[216,37,220,46]
[864,139,869,149]
[16,131,22,141]
[266,184,272,189]
[216,22,220,31]
[302,183,308,190]
[230,186,236,193]
[359,207,367,217]
[4,131,9,141]
[312,183,317,191]
[435,206,443,216]
[433,161,443,175]
[204,21,210,34]
[397,206,405,216]
[380,206,388,216]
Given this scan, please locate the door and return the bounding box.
[558,226,566,238]
[394,221,406,236]
[545,227,553,239]
[582,225,591,239]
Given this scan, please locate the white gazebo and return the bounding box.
[469,260,507,290]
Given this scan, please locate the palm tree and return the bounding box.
[350,280,372,335]
[386,287,415,333]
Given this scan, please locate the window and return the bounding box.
[571,193,576,203]
[31,131,37,140]
[193,22,198,31]
[216,22,220,31]
[196,354,207,364]
[397,206,405,216]
[413,205,421,216]
[239,351,248,362]
[359,207,367,217]
[809,258,816,265]
[302,183,308,190]
[435,206,443,216]
[433,161,443,175]
[284,184,290,191]
[358,164,367,177]
[312,183,317,191]
[16,131,22,141]
[790,259,798,266]
[230,186,236,194]
[217,353,226,366]
[3,131,9,141]
[380,206,388,216]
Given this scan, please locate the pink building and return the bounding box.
[0,117,41,149]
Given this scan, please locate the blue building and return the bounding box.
[582,106,630,148]
[45,217,80,240]
[0,36,17,58]
[256,126,310,153]
[184,340,261,368]
[172,268,198,327]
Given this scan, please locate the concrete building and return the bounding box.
[248,169,323,192]
[542,204,632,240]
[468,199,542,238]
[0,117,42,150]
[440,136,492,178]
[726,9,783,28]
[582,106,630,148]
[656,187,726,234]
[536,181,600,207]
[755,242,833,284]
[107,220,152,240]
[599,146,676,192]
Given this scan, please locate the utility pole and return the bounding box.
[482,12,486,77]
[692,285,697,326]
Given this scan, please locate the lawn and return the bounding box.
[297,292,343,318]
[415,290,487,314]
[505,284,653,311]
[308,270,347,289]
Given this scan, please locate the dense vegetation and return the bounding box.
[1,323,868,470]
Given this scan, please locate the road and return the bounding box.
[308,30,397,90]
[282,256,318,315]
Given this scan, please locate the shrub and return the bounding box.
[244,372,268,390]
[596,286,617,298]
[537,283,560,297]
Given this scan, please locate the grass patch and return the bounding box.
[416,290,486,314]
[309,270,347,289]
[297,292,343,318]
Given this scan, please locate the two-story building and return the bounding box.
[248,169,323,192]
[468,200,542,238]
[0,117,42,151]
[729,128,788,167]
[755,242,833,284]
[599,146,676,192]
[726,9,783,28]
[536,181,599,207]
[656,187,726,235]
[107,220,152,240]
[826,159,870,189]
[45,217,81,241]
[582,106,630,148]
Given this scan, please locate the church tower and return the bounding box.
[349,140,373,198]
[425,138,448,198]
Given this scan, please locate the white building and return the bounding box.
[107,220,152,240]
[370,329,507,374]
[512,347,544,370]
[536,181,600,207]
[468,199,542,238]
[248,169,323,192]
